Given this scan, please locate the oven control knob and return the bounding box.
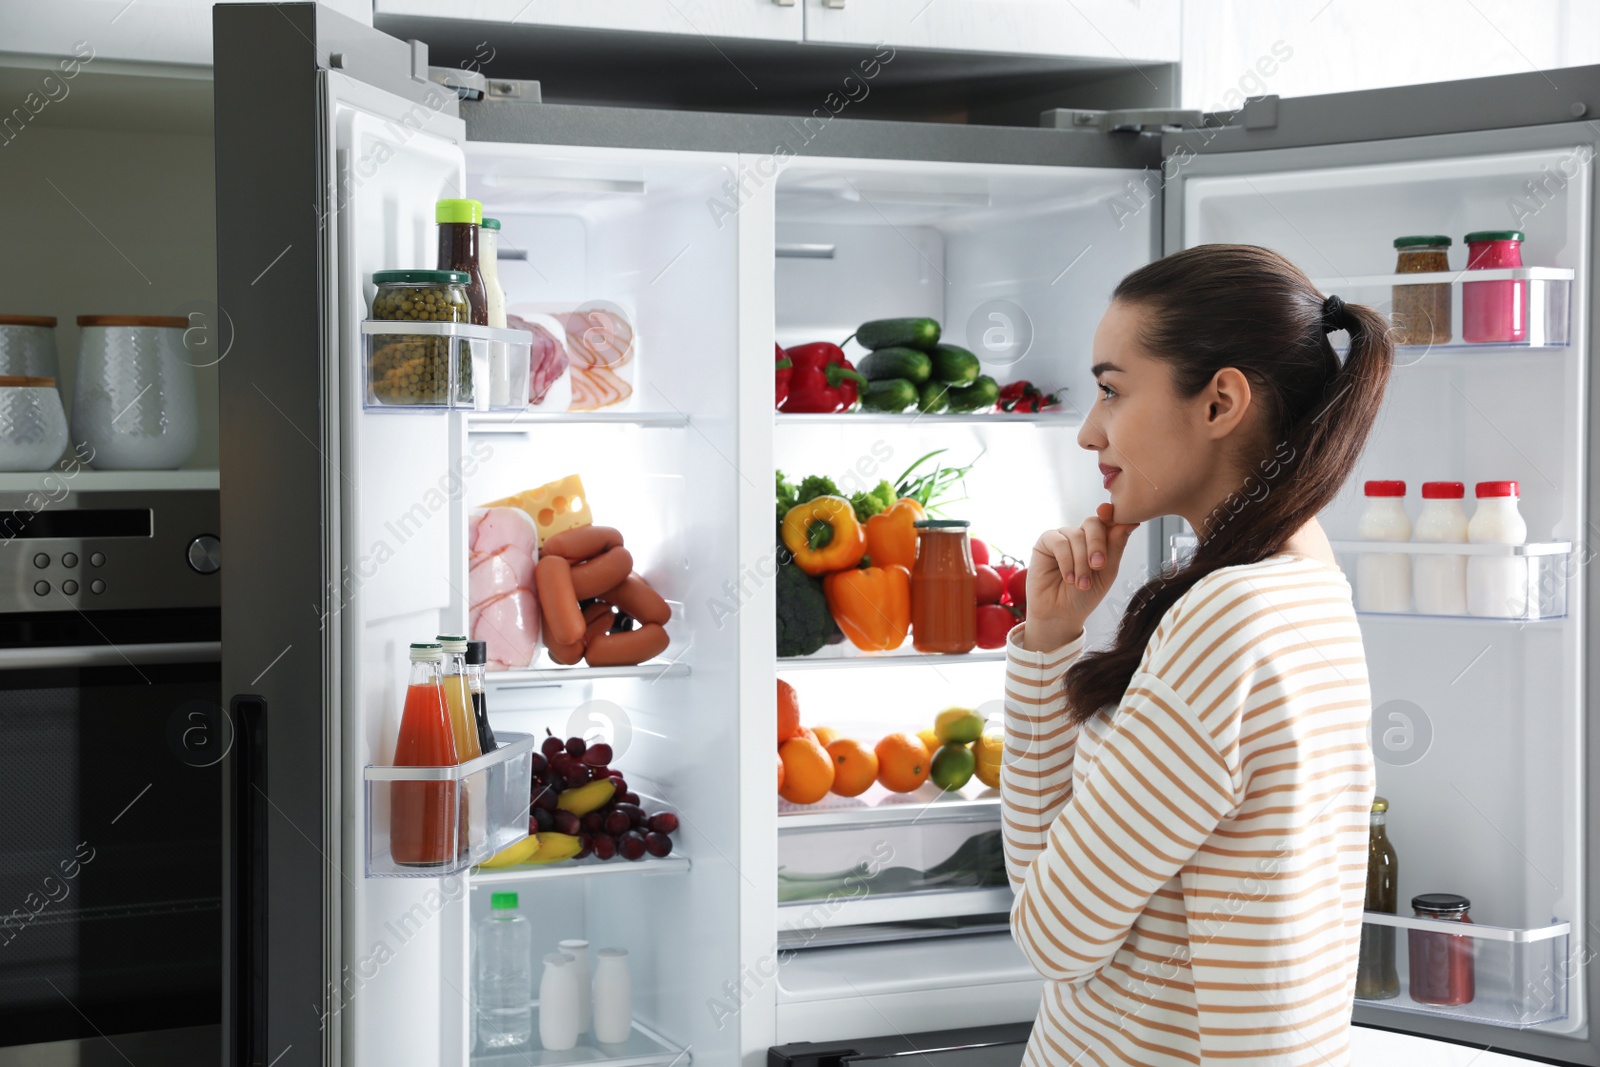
[187,535,222,575]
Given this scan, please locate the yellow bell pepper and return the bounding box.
[823,564,911,651]
[864,498,925,571]
[781,495,867,576]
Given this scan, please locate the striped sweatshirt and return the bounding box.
[1002,554,1374,1066]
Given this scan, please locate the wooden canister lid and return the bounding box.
[76,315,188,328]
[0,315,58,327]
[0,375,57,388]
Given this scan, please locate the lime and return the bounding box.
[930,743,976,792]
[934,707,983,745]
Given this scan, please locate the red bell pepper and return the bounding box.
[997,380,1062,413]
[775,344,793,408]
[779,342,867,414]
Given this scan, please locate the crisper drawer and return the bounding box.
[778,793,1008,932]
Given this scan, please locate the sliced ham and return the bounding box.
[561,307,634,368]
[468,507,541,670]
[510,315,570,405]
[569,362,633,411]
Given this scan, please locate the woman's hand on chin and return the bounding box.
[1022,503,1140,653]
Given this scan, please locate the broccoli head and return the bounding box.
[850,479,898,523]
[776,558,835,658]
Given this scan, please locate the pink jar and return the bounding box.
[1462,230,1526,343]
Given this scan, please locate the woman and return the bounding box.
[1003,244,1389,1066]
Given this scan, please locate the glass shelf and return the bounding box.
[468,411,690,432]
[778,649,1006,670]
[473,1011,690,1067]
[779,782,1000,831]
[483,660,690,688]
[777,886,1013,931]
[472,854,690,886]
[777,411,1080,426]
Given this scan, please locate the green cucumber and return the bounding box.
[916,380,950,414]
[944,375,999,413]
[859,378,919,413]
[927,344,980,385]
[855,317,941,351]
[857,346,932,385]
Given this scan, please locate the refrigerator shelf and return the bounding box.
[361,320,534,411]
[778,649,1006,670]
[1334,541,1571,620]
[473,1011,690,1067]
[1354,913,1570,1028]
[1309,267,1572,349]
[471,854,691,886]
[777,887,1014,931]
[484,660,691,688]
[780,784,1000,830]
[776,412,1081,426]
[1311,266,1576,288]
[363,732,538,878]
[467,411,691,432]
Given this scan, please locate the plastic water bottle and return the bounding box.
[476,891,533,1050]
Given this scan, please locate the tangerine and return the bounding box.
[778,678,802,745]
[778,735,834,804]
[777,751,785,793]
[796,726,818,746]
[813,725,839,748]
[875,733,930,793]
[826,738,878,797]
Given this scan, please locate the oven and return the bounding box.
[0,487,222,1064]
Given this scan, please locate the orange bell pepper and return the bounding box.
[864,498,925,571]
[823,564,911,651]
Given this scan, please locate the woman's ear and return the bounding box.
[1203,367,1253,439]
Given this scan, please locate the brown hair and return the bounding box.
[1063,244,1392,724]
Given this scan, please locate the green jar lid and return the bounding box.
[480,217,501,230]
[490,891,519,910]
[436,198,483,225]
[1393,235,1451,248]
[1464,230,1524,244]
[914,519,970,529]
[373,270,469,285]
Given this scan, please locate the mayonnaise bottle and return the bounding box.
[1467,480,1528,617]
[1413,482,1468,615]
[1356,481,1412,613]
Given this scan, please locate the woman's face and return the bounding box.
[1077,300,1254,527]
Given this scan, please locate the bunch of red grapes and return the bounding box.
[529,729,679,861]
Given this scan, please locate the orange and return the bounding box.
[875,733,930,793]
[778,678,802,745]
[796,726,818,746]
[777,751,785,793]
[827,738,878,797]
[779,735,834,804]
[813,726,839,748]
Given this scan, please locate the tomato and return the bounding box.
[1006,567,1027,607]
[974,564,1004,605]
[970,538,990,567]
[976,603,1019,649]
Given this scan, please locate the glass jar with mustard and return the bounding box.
[1391,235,1452,346]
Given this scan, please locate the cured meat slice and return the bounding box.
[568,362,633,411]
[561,307,634,368]
[468,507,541,670]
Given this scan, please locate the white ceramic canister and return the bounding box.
[1413,481,1469,615]
[72,315,198,470]
[538,952,580,1052]
[0,316,60,378]
[557,938,591,1034]
[592,947,632,1045]
[1355,480,1412,613]
[1467,480,1529,617]
[0,376,70,472]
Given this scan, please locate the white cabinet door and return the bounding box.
[374,0,802,42]
[802,0,1179,61]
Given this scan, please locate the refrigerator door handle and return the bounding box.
[0,641,221,670]
[227,695,269,1067]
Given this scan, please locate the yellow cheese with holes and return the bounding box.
[481,474,593,546]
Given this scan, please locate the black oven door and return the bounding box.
[0,608,222,1064]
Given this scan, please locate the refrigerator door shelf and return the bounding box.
[1332,544,1571,620]
[1355,913,1571,1029]
[473,1007,688,1067]
[1330,540,1573,557]
[1313,268,1572,351]
[363,731,537,877]
[361,321,534,412]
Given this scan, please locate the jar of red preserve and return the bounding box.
[1408,893,1475,1005]
[1462,230,1526,343]
[911,519,976,654]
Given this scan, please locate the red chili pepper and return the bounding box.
[779,342,867,414]
[997,380,1062,413]
[775,344,793,408]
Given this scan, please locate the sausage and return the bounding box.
[583,622,669,667]
[600,573,671,626]
[535,556,585,646]
[542,525,624,563]
[583,606,616,646]
[546,636,586,665]
[569,546,633,600]
[582,600,613,624]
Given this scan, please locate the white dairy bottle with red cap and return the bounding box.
[1412,482,1468,615]
[1467,480,1528,617]
[1356,480,1412,613]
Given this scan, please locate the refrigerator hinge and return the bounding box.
[426,66,543,103]
[1239,93,1280,129]
[1041,107,1206,134]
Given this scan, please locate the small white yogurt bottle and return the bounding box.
[557,938,591,1034]
[538,952,580,1052]
[1467,480,1528,617]
[592,948,633,1045]
[1413,482,1469,615]
[1355,480,1411,613]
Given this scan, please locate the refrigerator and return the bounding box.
[212,4,1599,1064]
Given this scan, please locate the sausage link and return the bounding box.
[600,573,671,626]
[541,525,624,563]
[583,623,669,667]
[535,556,585,646]
[546,636,586,665]
[569,546,633,600]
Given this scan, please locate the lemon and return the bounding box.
[972,733,1003,789]
[930,743,975,792]
[934,707,983,745]
[917,728,941,755]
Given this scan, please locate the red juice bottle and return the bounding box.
[390,642,461,867]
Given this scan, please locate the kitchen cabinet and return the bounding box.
[801,0,1180,61]
[372,0,803,43]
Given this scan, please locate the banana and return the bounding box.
[476,834,542,869]
[555,779,615,816]
[522,832,584,864]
